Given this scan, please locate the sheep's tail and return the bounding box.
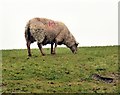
[25,21,31,41]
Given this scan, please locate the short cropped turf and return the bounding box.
[1,46,119,93]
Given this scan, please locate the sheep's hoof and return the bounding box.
[51,52,56,55]
[27,57,30,59]
[42,54,45,56]
[28,54,32,57]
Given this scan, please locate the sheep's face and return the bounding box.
[70,42,79,54]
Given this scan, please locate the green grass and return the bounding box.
[1,46,119,93]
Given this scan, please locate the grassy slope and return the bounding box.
[1,46,119,93]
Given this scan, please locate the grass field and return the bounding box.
[1,46,119,93]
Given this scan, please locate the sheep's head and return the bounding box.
[70,42,79,54]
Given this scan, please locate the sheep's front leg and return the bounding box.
[51,42,55,54]
[53,42,57,54]
[37,43,45,56]
[27,41,31,56]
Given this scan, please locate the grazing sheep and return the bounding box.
[25,17,79,56]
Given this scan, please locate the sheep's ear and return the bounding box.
[75,42,79,46]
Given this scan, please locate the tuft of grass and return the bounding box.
[1,46,119,93]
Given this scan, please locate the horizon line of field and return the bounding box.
[0,45,119,51]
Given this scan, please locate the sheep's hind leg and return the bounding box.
[27,41,32,56]
[37,43,45,56]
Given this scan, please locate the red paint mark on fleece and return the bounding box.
[48,21,55,27]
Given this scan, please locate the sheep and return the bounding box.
[25,17,79,56]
